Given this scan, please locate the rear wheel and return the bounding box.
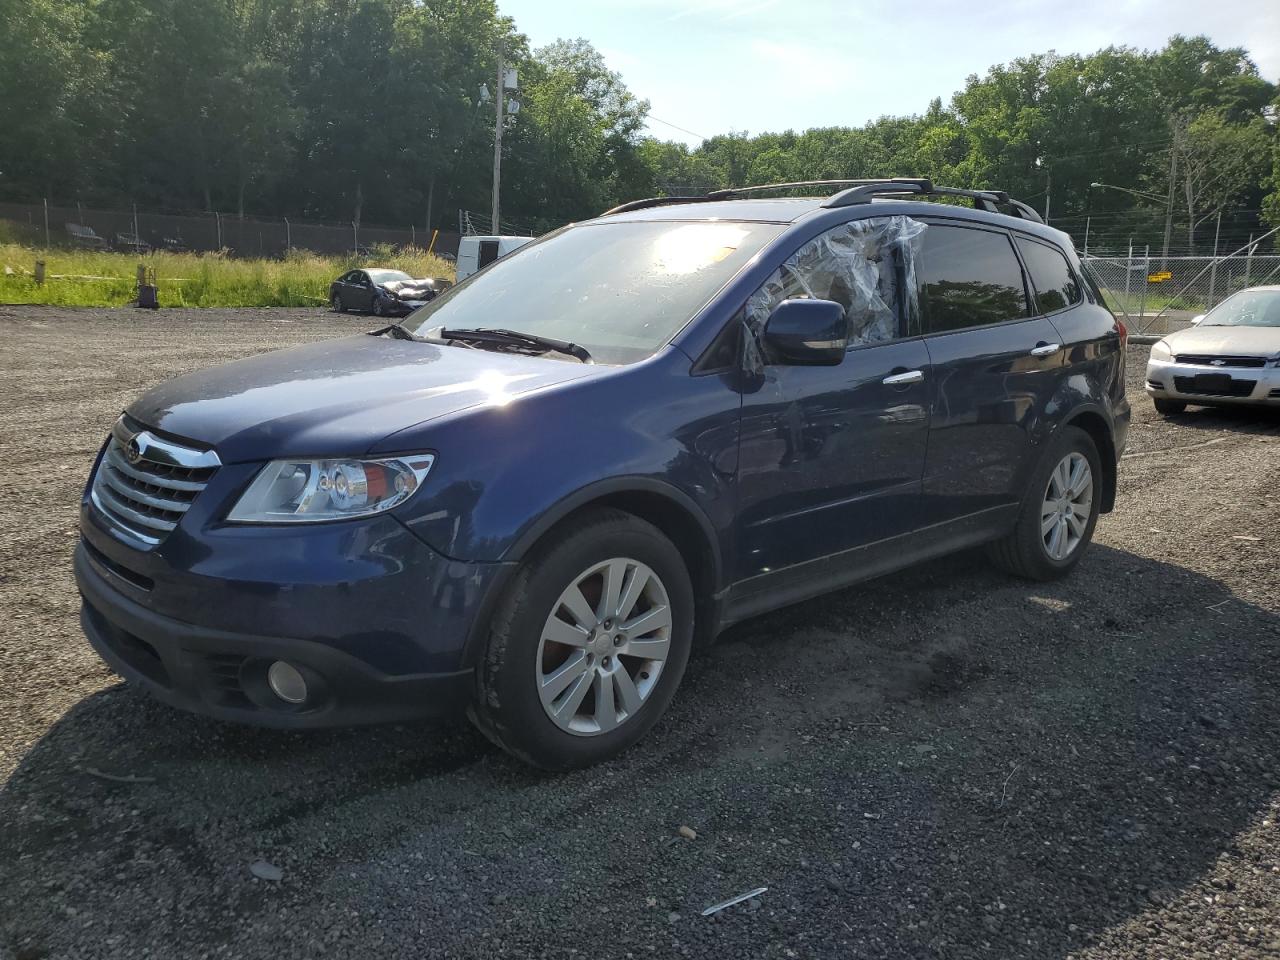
[470,509,694,770]
[987,426,1102,581]
[1153,398,1186,416]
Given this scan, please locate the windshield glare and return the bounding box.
[368,270,414,283]
[408,220,783,364]
[1202,289,1280,327]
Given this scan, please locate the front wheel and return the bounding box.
[1153,398,1186,416]
[987,426,1102,581]
[470,509,694,770]
[330,293,345,313]
[372,296,386,317]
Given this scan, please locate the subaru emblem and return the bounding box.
[1210,359,1226,366]
[126,438,142,463]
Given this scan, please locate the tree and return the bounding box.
[1172,110,1271,250]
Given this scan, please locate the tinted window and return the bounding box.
[1016,237,1080,313]
[916,225,1028,333]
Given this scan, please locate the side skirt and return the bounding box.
[719,504,1017,628]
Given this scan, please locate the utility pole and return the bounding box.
[1207,211,1222,307]
[491,46,504,234]
[1043,169,1051,224]
[1161,139,1177,268]
[425,175,435,236]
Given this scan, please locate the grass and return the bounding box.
[0,239,455,308]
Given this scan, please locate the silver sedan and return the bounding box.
[1145,286,1280,415]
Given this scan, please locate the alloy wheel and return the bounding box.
[1041,451,1093,561]
[536,558,672,736]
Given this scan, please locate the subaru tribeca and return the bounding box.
[76,178,1129,770]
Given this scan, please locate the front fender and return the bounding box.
[381,351,741,574]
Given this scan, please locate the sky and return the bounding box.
[496,0,1280,147]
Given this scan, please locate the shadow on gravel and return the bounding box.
[1154,402,1280,435]
[3,544,1279,959]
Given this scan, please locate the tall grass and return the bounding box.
[0,241,455,308]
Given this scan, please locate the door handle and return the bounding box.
[1029,342,1061,357]
[882,369,924,386]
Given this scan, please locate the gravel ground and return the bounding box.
[2,306,1279,960]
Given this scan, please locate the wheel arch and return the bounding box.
[504,478,725,648]
[1060,406,1116,513]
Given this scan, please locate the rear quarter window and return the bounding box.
[1016,236,1081,314]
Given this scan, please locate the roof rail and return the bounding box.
[599,196,725,216]
[705,179,926,200]
[822,180,1044,223]
[600,178,1044,224]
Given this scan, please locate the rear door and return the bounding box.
[1015,233,1126,412]
[915,221,1064,526]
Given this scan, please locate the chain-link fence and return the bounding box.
[0,199,462,259]
[1083,245,1280,338]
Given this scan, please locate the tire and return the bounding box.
[372,296,386,317]
[1153,398,1186,416]
[469,508,695,770]
[330,293,345,313]
[987,425,1102,581]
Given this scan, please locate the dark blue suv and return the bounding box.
[76,178,1129,769]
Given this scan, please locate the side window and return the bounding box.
[745,216,926,353]
[1016,237,1081,313]
[916,225,1029,333]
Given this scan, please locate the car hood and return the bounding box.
[1165,324,1280,357]
[382,279,439,299]
[127,334,602,463]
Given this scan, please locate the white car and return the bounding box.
[1145,286,1280,415]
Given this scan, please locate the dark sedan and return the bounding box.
[329,268,449,317]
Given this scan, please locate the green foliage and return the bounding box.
[0,242,454,307]
[0,5,1274,254]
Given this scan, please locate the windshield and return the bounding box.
[368,269,414,284]
[407,220,784,364]
[1202,288,1280,327]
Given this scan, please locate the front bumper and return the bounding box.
[380,298,430,316]
[1145,358,1280,407]
[76,495,510,727]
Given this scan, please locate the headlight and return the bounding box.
[227,455,435,523]
[1149,340,1172,361]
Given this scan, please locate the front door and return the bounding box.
[730,217,933,584]
[735,338,932,579]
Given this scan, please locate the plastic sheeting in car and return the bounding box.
[745,215,927,352]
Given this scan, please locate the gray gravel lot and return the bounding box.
[2,306,1279,959]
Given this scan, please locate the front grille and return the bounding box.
[1172,376,1256,398]
[90,418,220,548]
[1175,354,1267,368]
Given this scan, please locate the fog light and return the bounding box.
[267,661,308,704]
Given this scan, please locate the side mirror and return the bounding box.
[1190,314,1205,326]
[763,298,847,366]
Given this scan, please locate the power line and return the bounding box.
[645,115,708,141]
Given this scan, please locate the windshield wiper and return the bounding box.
[438,328,592,363]
[370,323,426,342]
